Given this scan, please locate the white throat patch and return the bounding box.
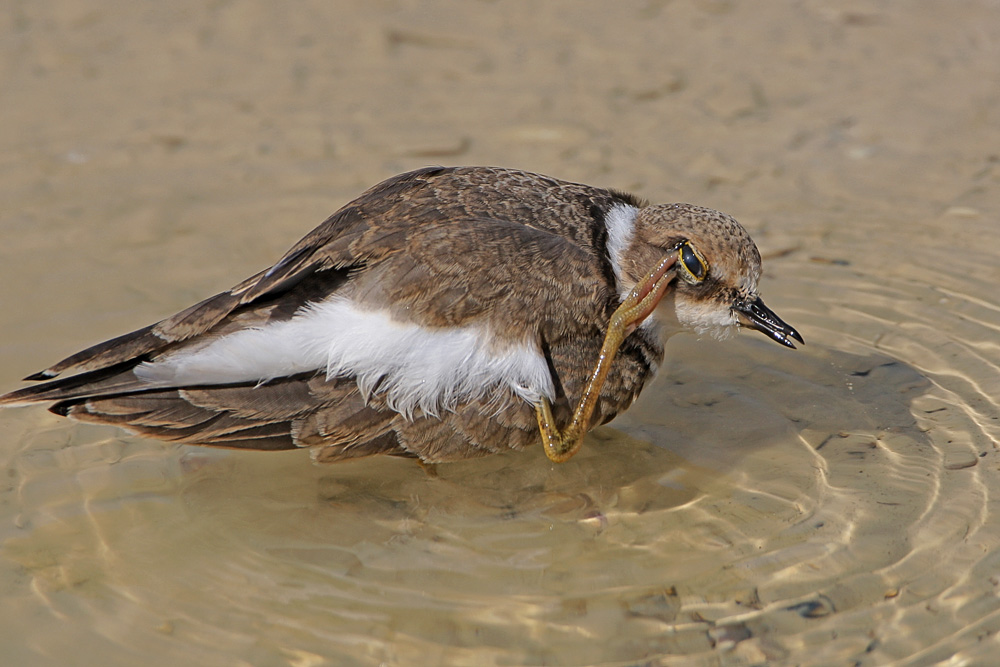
[674,297,739,340]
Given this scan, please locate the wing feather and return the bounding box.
[1,166,659,462]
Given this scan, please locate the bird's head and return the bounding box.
[611,203,803,348]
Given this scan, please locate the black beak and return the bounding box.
[734,296,804,349]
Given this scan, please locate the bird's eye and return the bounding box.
[678,241,708,282]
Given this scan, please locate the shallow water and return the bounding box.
[3,2,1000,665]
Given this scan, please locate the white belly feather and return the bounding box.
[134,297,554,417]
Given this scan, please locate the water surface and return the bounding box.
[2,2,1000,665]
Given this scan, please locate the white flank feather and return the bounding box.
[135,297,555,417]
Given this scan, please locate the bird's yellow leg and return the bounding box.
[537,254,678,462]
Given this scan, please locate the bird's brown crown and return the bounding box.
[624,203,764,340]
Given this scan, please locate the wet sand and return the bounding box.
[2,1,1000,664]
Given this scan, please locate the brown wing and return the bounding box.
[16,191,387,383]
[10,219,613,460]
[1,166,659,461]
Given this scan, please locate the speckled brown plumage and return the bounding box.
[0,166,801,463]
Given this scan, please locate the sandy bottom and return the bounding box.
[2,1,1000,665]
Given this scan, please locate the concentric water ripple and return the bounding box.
[4,0,1000,663]
[5,202,1000,665]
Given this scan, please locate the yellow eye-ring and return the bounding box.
[678,241,708,282]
